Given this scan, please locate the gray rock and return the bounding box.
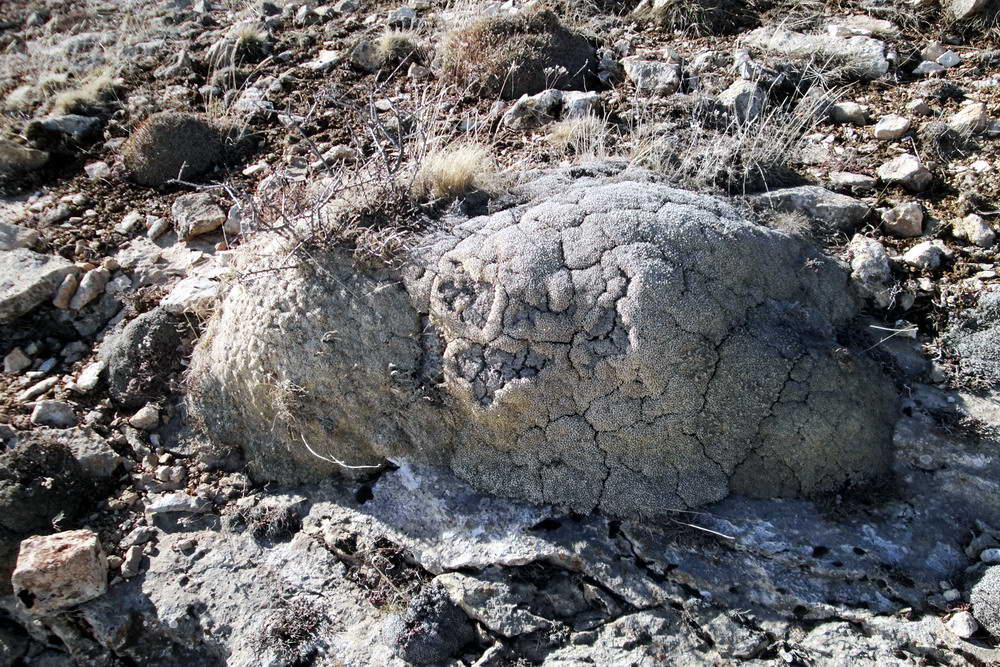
[744,26,889,79]
[972,566,1000,636]
[129,405,160,431]
[25,115,102,145]
[877,154,933,191]
[829,171,876,193]
[4,348,31,374]
[830,101,869,125]
[561,90,600,120]
[0,139,48,174]
[882,201,923,237]
[946,0,989,20]
[120,545,143,578]
[902,240,946,270]
[0,249,78,323]
[937,50,961,67]
[382,583,473,664]
[621,57,681,96]
[0,222,39,251]
[503,89,563,130]
[30,401,77,428]
[717,80,766,123]
[437,570,549,637]
[913,60,947,75]
[159,277,219,315]
[350,39,380,72]
[873,114,911,140]
[752,185,869,231]
[69,267,110,310]
[949,102,989,136]
[945,286,1000,386]
[17,427,121,480]
[52,273,78,309]
[952,213,996,248]
[946,611,979,639]
[104,307,181,409]
[171,193,226,240]
[190,170,897,520]
[145,492,210,515]
[848,234,895,309]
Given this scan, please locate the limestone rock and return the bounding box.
[717,80,766,123]
[952,213,996,248]
[830,101,869,125]
[752,185,869,232]
[945,286,1000,386]
[946,0,989,20]
[848,235,894,308]
[0,223,39,251]
[129,404,160,431]
[621,58,681,96]
[503,90,563,130]
[436,571,549,637]
[4,348,31,374]
[972,566,1000,636]
[189,170,897,520]
[877,154,932,192]
[12,530,107,615]
[873,114,911,140]
[744,26,889,80]
[882,201,923,237]
[172,194,226,240]
[949,103,989,136]
[0,139,48,174]
[902,240,946,270]
[946,611,979,639]
[160,277,220,315]
[0,249,78,323]
[30,401,77,429]
[69,267,110,310]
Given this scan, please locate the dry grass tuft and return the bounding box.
[253,596,328,664]
[546,116,609,160]
[411,142,494,202]
[439,8,594,99]
[51,68,120,115]
[234,24,269,63]
[630,86,835,194]
[637,0,762,35]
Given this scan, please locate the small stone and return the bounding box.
[129,404,160,431]
[0,222,39,251]
[621,58,681,96]
[69,267,110,310]
[147,217,170,240]
[0,138,49,174]
[17,376,58,401]
[945,611,978,639]
[717,80,767,123]
[145,492,210,515]
[830,101,868,125]
[877,154,933,191]
[937,50,961,67]
[74,360,105,393]
[171,193,226,240]
[120,545,143,578]
[873,115,911,140]
[829,172,876,193]
[407,63,430,80]
[116,210,144,235]
[4,347,31,374]
[902,240,945,270]
[160,277,220,315]
[52,272,78,309]
[907,99,933,116]
[83,161,111,181]
[943,589,962,602]
[952,213,996,248]
[350,40,380,72]
[949,102,989,135]
[882,202,923,237]
[12,530,107,615]
[913,61,946,75]
[981,548,1000,564]
[388,6,417,28]
[561,91,601,121]
[31,400,77,428]
[503,90,563,130]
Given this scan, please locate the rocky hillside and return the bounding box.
[1,0,1000,664]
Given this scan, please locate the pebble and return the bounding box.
[129,404,160,431]
[873,115,911,140]
[981,547,1000,564]
[952,213,996,248]
[17,376,59,401]
[877,154,933,191]
[907,99,933,116]
[936,50,961,68]
[949,102,989,135]
[52,273,79,309]
[69,267,110,310]
[147,217,170,240]
[945,611,978,639]
[4,348,31,374]
[30,400,77,428]
[120,545,143,578]
[882,202,923,237]
[830,101,868,126]
[902,240,946,270]
[84,162,111,181]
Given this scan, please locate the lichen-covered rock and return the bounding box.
[189,171,897,520]
[972,566,1000,636]
[945,286,1000,387]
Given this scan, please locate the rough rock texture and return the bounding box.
[0,249,78,323]
[945,286,1000,386]
[752,185,869,232]
[12,530,107,615]
[190,171,897,520]
[744,26,889,79]
[972,566,1000,636]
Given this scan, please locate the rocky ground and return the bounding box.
[1,0,1000,664]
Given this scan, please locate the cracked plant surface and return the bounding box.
[188,170,897,520]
